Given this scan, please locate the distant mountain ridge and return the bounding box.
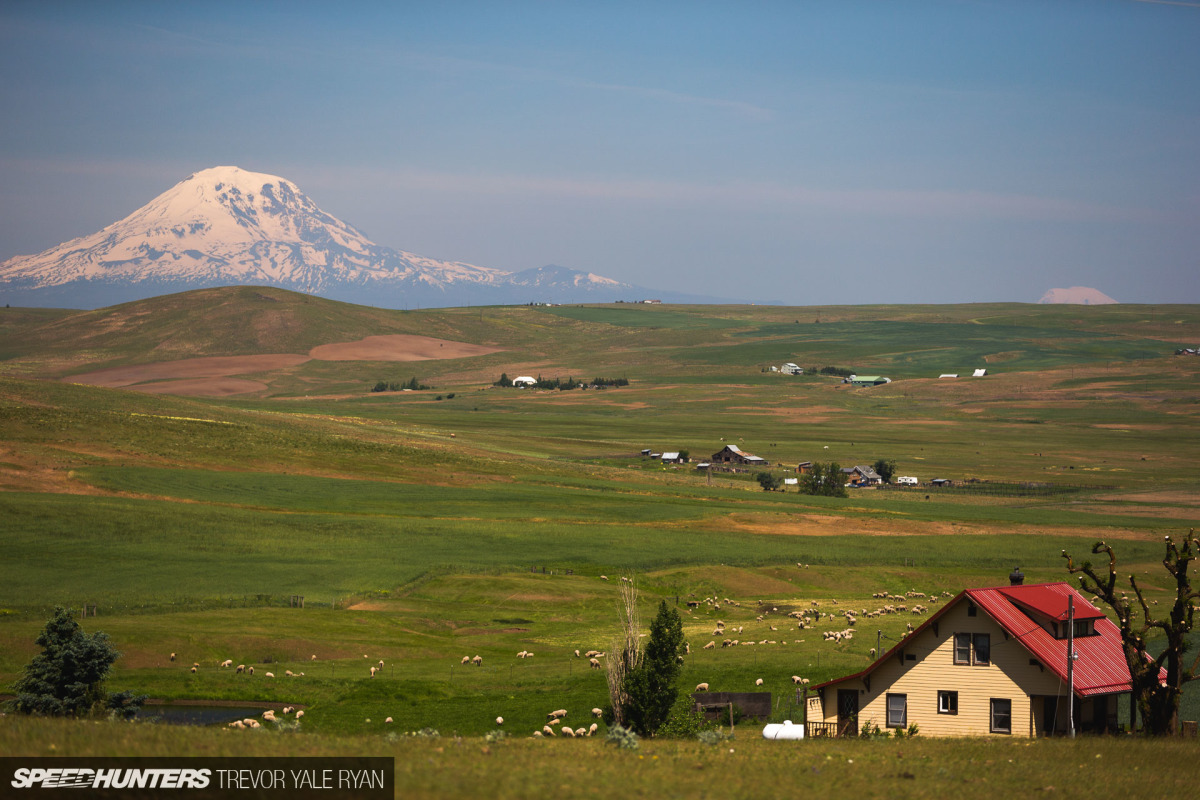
[0,166,724,309]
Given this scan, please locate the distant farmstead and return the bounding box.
[848,375,891,387]
[512,376,537,387]
[781,363,803,375]
[711,445,768,467]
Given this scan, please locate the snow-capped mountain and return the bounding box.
[1037,287,1118,305]
[0,166,703,309]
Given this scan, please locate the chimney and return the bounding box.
[1009,566,1024,586]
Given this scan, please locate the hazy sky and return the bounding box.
[1,1,1197,304]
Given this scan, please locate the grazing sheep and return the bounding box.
[792,675,803,684]
[242,718,256,726]
[588,722,599,736]
[369,667,376,677]
[589,657,601,669]
[247,667,254,675]
[264,672,274,678]
[703,641,716,650]
[599,575,608,581]
[262,710,276,721]
[574,649,581,658]
[247,720,261,729]
[695,682,709,692]
[236,664,245,674]
[548,718,561,726]
[385,717,393,724]
[543,725,556,737]
[532,731,543,738]
[285,670,295,677]
[496,717,504,726]
[192,662,200,668]
[378,660,384,669]
[311,655,317,660]
[170,653,176,662]
[592,707,603,718]
[282,707,293,715]
[548,709,568,720]
[220,660,233,668]
[462,656,471,664]
[229,720,245,729]
[190,666,197,674]
[472,655,483,666]
[755,678,764,686]
[295,710,304,719]
[562,727,576,738]
[575,727,587,737]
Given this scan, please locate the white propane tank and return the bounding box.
[762,720,805,740]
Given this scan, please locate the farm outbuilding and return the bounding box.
[808,581,1155,738]
[848,375,891,387]
[711,445,768,466]
[512,376,537,387]
[661,451,688,464]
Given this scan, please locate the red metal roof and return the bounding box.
[812,582,1161,698]
[996,583,1104,621]
[969,583,1133,697]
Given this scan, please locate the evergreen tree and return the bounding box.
[620,600,685,736]
[12,607,141,718]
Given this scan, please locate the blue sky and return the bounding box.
[1,0,1197,304]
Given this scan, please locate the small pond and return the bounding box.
[136,703,270,726]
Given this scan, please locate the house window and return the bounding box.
[886,693,907,728]
[938,690,958,715]
[990,698,1012,734]
[973,633,991,665]
[954,632,990,665]
[967,602,977,617]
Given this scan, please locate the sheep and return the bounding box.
[285,670,295,677]
[548,709,568,720]
[589,657,601,669]
[192,662,200,668]
[220,660,233,668]
[311,654,317,660]
[574,649,581,658]
[542,725,556,737]
[791,675,803,684]
[592,707,603,718]
[472,655,483,666]
[248,667,254,675]
[170,653,176,662]
[229,720,245,729]
[242,718,256,726]
[462,656,471,664]
[588,722,599,736]
[236,664,245,674]
[378,660,385,669]
[264,672,274,678]
[703,641,716,650]
[262,710,276,721]
[295,710,304,719]
[599,575,608,581]
[532,731,543,738]
[190,666,197,674]
[369,666,376,677]
[496,717,504,726]
[695,682,709,692]
[282,707,293,715]
[247,720,261,729]
[385,717,393,724]
[755,678,764,686]
[562,726,576,738]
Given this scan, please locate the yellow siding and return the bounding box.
[817,600,1077,737]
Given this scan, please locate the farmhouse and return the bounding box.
[841,465,882,486]
[781,363,803,375]
[807,580,1152,738]
[710,445,768,466]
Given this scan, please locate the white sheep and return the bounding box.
[592,707,603,718]
[236,664,245,674]
[311,654,317,660]
[220,659,233,668]
[695,682,709,692]
[378,660,385,669]
[542,725,556,737]
[369,666,376,677]
[170,653,176,662]
[462,655,471,664]
[532,731,543,738]
[385,717,393,724]
[562,727,576,738]
[295,710,304,719]
[588,722,598,736]
[548,709,568,720]
[703,641,716,650]
[791,675,803,684]
[247,666,254,675]
[599,575,608,581]
[472,655,483,666]
[755,678,764,686]
[575,649,581,657]
[589,658,601,669]
[496,717,504,726]
[285,670,295,677]
[190,666,197,674]
[264,672,274,678]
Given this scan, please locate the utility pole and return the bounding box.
[1067,595,1076,739]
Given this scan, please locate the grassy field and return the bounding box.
[1,290,1198,790]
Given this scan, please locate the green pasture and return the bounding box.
[1,293,1199,766]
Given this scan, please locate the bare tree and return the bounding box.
[1062,530,1199,735]
[605,578,642,727]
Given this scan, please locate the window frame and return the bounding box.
[886,693,907,728]
[972,633,991,666]
[937,690,958,715]
[954,632,991,666]
[990,698,1012,734]
[954,632,972,665]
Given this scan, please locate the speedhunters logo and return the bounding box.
[11,768,210,789]
[1,758,392,798]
